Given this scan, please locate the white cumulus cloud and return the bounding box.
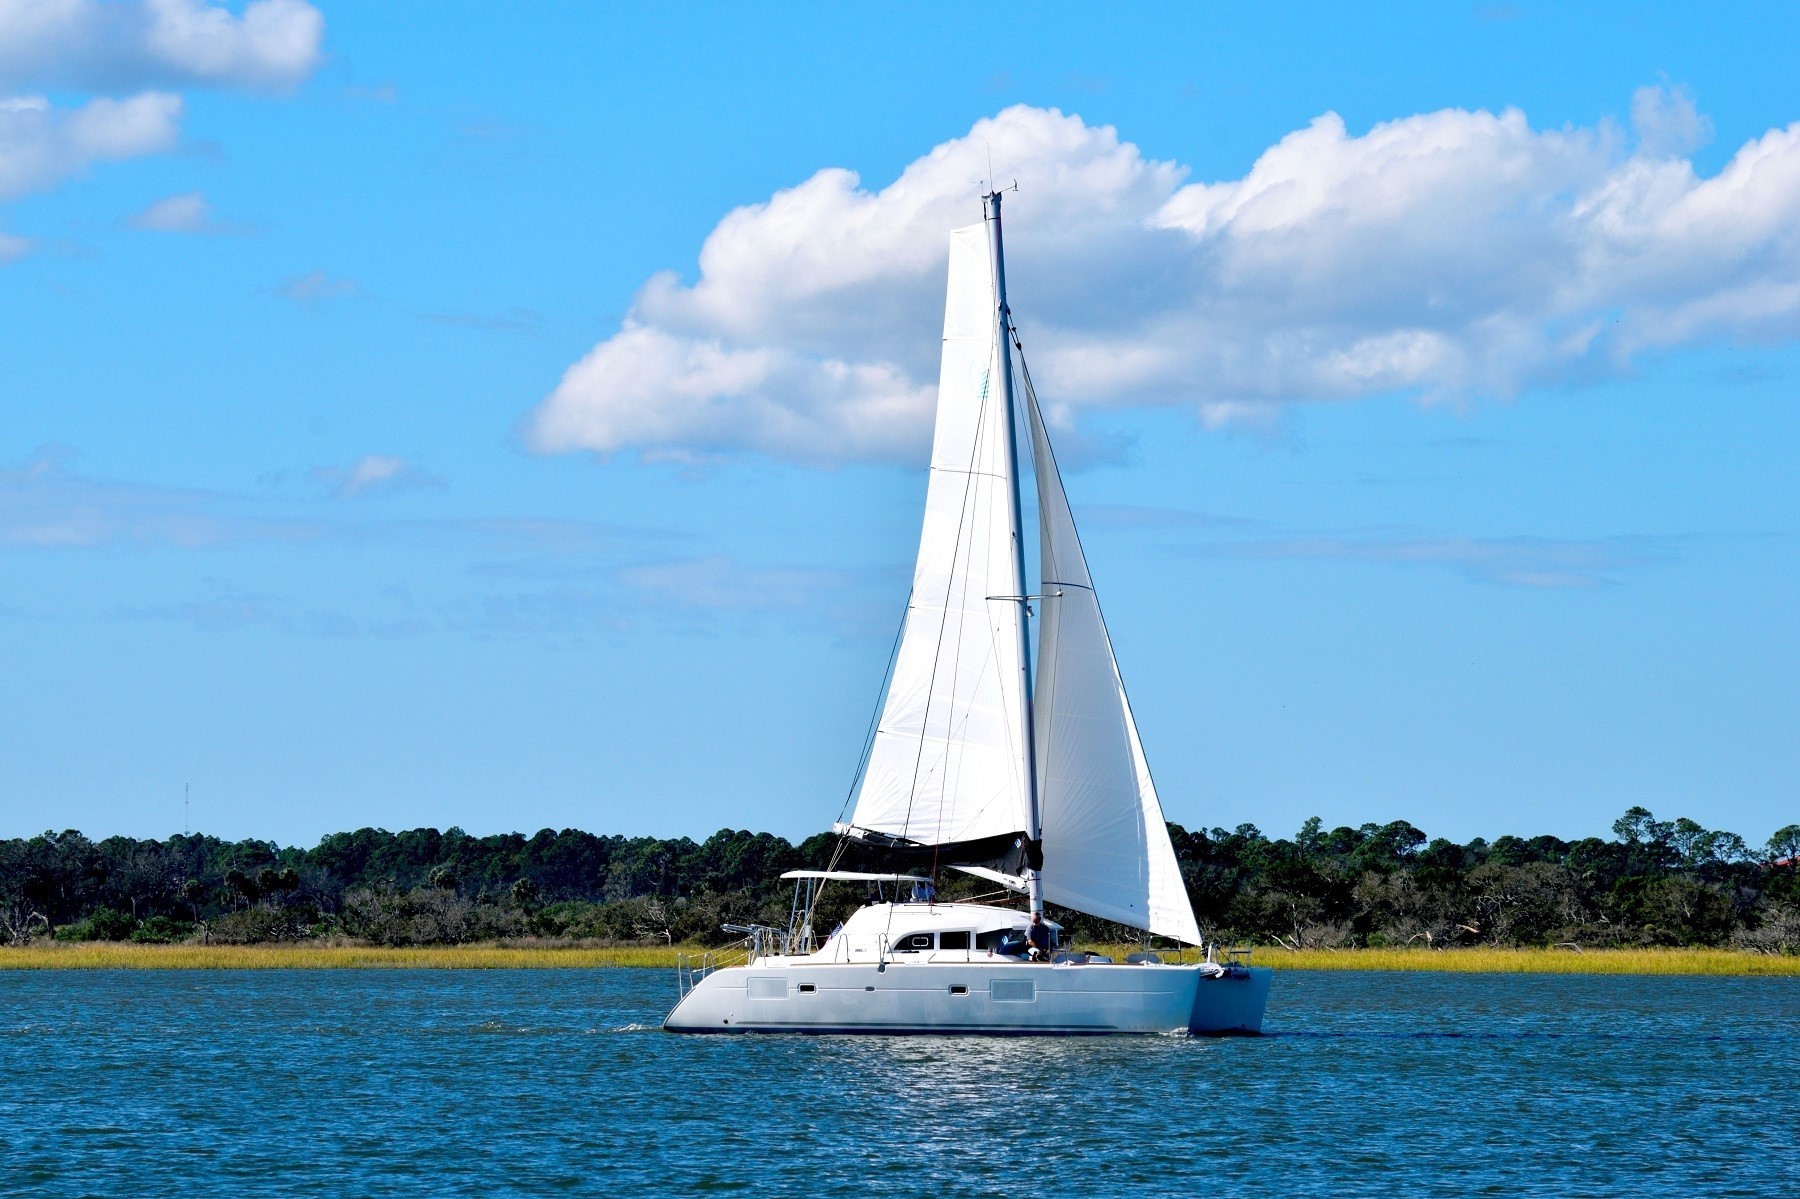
[0,0,323,91]
[528,93,1800,466]
[0,89,180,200]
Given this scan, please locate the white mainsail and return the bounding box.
[846,224,1031,847]
[1027,395,1202,945]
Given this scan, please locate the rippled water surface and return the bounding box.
[2,968,1796,1197]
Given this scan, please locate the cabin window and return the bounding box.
[895,933,934,952]
[975,929,1019,952]
[938,931,971,950]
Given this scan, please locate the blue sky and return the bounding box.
[2,1,1795,849]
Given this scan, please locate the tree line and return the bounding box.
[1,807,1795,951]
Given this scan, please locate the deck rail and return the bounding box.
[674,951,714,1000]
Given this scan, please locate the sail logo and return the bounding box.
[970,363,991,402]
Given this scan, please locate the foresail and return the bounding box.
[1028,394,1202,945]
[846,224,1031,849]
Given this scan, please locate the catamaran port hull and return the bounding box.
[663,961,1271,1036]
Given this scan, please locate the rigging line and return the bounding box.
[928,365,1003,889]
[934,466,1019,868]
[836,590,914,827]
[889,352,998,941]
[816,592,915,934]
[1012,342,1064,848]
[901,377,990,843]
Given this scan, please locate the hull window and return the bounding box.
[949,984,969,995]
[991,979,1035,1003]
[747,977,788,1000]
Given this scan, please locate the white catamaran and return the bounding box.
[664,191,1272,1035]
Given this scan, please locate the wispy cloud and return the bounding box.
[422,307,544,334]
[1078,503,1261,531]
[124,188,230,233]
[620,555,845,612]
[342,82,397,105]
[274,269,363,305]
[616,554,904,638]
[1191,533,1676,589]
[0,447,633,553]
[308,454,442,499]
[118,580,443,639]
[0,445,320,548]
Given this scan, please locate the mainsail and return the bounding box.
[848,206,1202,945]
[846,224,1031,849]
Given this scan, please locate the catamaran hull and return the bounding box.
[663,961,1270,1036]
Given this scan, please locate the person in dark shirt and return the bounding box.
[1025,912,1053,962]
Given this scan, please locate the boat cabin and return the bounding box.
[760,870,1061,965]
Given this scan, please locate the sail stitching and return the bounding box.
[924,357,1001,855]
[894,358,997,849]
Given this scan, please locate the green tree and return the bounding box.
[1767,825,1800,863]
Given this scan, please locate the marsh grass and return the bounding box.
[2,941,1796,974]
[0,941,688,970]
[1088,944,1800,976]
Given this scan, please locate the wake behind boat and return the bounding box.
[664,191,1272,1036]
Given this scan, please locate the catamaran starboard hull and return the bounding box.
[664,961,1270,1036]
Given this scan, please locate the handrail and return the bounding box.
[674,951,716,999]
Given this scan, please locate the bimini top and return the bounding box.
[779,870,933,883]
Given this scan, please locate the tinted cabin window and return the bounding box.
[975,929,1013,951]
[895,933,934,951]
[939,931,971,951]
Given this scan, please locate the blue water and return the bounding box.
[2,969,1795,1197]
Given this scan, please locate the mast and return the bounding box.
[984,188,1043,917]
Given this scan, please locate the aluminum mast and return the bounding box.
[983,187,1043,917]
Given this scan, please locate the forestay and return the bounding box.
[1027,393,1202,946]
[846,224,1031,848]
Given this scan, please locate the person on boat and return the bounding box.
[1026,913,1053,962]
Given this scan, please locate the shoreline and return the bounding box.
[1,942,1795,975]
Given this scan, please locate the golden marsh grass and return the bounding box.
[1089,944,1800,976]
[0,942,692,970]
[1,941,1794,974]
